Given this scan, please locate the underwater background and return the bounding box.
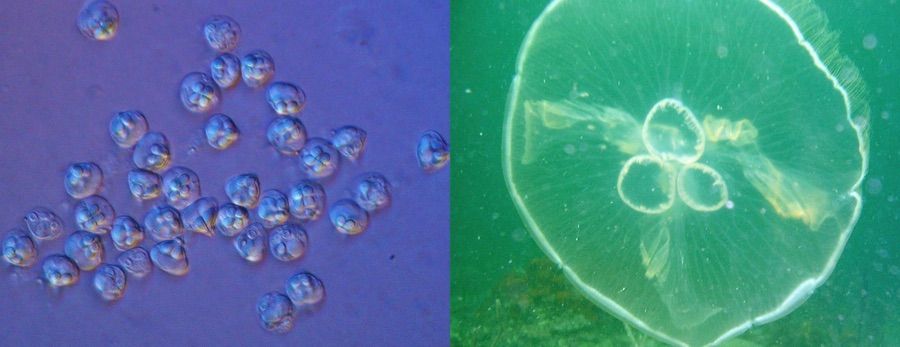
[451,0,899,345]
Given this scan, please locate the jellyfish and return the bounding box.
[502,1,869,346]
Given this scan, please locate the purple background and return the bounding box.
[0,1,448,345]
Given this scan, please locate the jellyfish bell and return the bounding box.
[503,0,868,346]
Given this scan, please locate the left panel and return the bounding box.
[0,1,448,345]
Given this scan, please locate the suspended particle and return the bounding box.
[2,229,37,268]
[329,199,369,235]
[109,110,149,148]
[110,215,144,251]
[256,292,295,334]
[299,137,340,178]
[42,254,80,287]
[285,272,325,307]
[150,238,189,276]
[180,72,221,113]
[77,0,119,41]
[268,223,308,262]
[216,203,249,237]
[144,205,184,241]
[24,207,64,241]
[266,116,307,156]
[133,132,171,172]
[288,180,327,222]
[241,50,275,88]
[225,173,261,208]
[210,53,242,89]
[74,195,116,234]
[162,166,202,209]
[117,247,152,278]
[93,264,127,301]
[417,130,450,172]
[351,172,392,212]
[862,34,878,50]
[205,113,239,150]
[266,82,306,115]
[128,168,162,200]
[182,197,218,237]
[234,223,267,263]
[258,189,289,228]
[203,15,241,52]
[64,162,104,199]
[331,125,367,161]
[64,230,104,271]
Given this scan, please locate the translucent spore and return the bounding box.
[109,110,149,148]
[241,50,275,88]
[128,168,162,200]
[210,53,242,89]
[117,247,152,278]
[93,264,127,301]
[268,223,308,262]
[216,203,249,237]
[205,113,239,150]
[64,162,104,199]
[234,223,267,263]
[150,238,189,276]
[42,254,80,287]
[74,195,115,234]
[133,132,171,172]
[299,137,340,178]
[266,82,306,115]
[256,292,295,334]
[329,199,369,235]
[24,207,64,241]
[266,116,307,156]
[143,204,184,241]
[258,189,289,228]
[203,15,241,52]
[351,172,391,212]
[2,229,37,268]
[285,272,325,307]
[180,72,221,113]
[77,0,119,41]
[331,125,367,161]
[225,173,261,208]
[110,215,144,251]
[417,130,450,172]
[288,180,327,222]
[162,166,202,209]
[182,197,218,237]
[64,230,104,271]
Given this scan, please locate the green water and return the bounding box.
[451,0,900,345]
